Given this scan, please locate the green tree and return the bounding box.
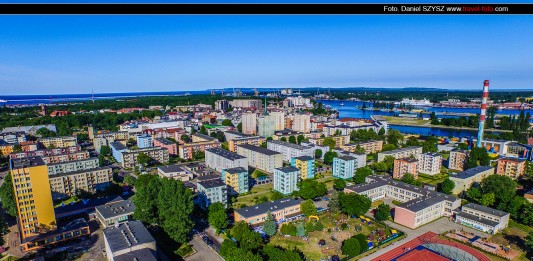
[525,231,533,253]
[439,178,455,195]
[322,137,336,150]
[200,125,208,135]
[220,239,237,258]
[378,127,386,136]
[297,134,305,144]
[405,136,421,147]
[382,156,396,171]
[340,193,371,217]
[0,173,17,217]
[181,134,190,143]
[133,176,161,224]
[342,237,361,257]
[400,173,422,187]
[270,191,285,201]
[466,187,482,202]
[36,127,57,137]
[280,223,297,236]
[457,143,469,150]
[263,245,303,261]
[77,133,89,143]
[12,144,22,153]
[353,166,372,184]
[466,147,490,169]
[100,145,111,156]
[354,145,366,154]
[300,199,318,216]
[353,234,369,253]
[208,202,228,233]
[260,141,267,148]
[333,179,346,191]
[323,151,338,165]
[262,211,277,237]
[297,179,327,200]
[422,139,438,153]
[0,214,9,245]
[480,175,516,209]
[328,190,342,213]
[381,144,397,151]
[157,178,195,244]
[314,149,323,159]
[222,119,233,126]
[480,193,496,207]
[237,122,243,132]
[289,136,297,144]
[387,129,403,147]
[280,137,287,142]
[296,222,306,236]
[98,154,106,167]
[137,152,151,167]
[231,221,250,242]
[374,204,390,221]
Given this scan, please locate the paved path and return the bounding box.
[186,235,223,261]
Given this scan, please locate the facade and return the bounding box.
[11,146,82,160]
[309,135,350,148]
[0,131,27,144]
[39,136,77,148]
[496,157,526,179]
[153,138,177,155]
[215,100,230,111]
[96,199,136,228]
[333,156,356,180]
[178,133,221,159]
[136,134,153,148]
[205,147,248,173]
[270,111,285,131]
[110,142,128,163]
[2,124,57,136]
[345,175,461,229]
[449,166,494,195]
[267,140,315,162]
[455,203,510,234]
[292,113,311,133]
[291,156,315,180]
[393,158,419,179]
[507,142,533,161]
[273,166,300,195]
[121,147,169,169]
[230,99,262,109]
[470,138,511,155]
[241,111,257,135]
[47,157,99,175]
[377,146,423,162]
[49,167,113,199]
[103,221,157,261]
[418,152,442,175]
[40,151,90,164]
[221,167,249,194]
[157,165,193,181]
[448,149,469,171]
[197,179,228,208]
[236,144,283,173]
[257,115,276,138]
[234,198,303,226]
[333,149,367,169]
[227,136,265,152]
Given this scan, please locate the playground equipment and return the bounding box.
[309,215,320,221]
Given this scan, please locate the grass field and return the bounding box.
[489,220,532,261]
[232,183,274,208]
[417,173,449,186]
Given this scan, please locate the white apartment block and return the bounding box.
[236,144,283,174]
[292,114,311,133]
[230,99,262,109]
[377,146,423,162]
[241,112,257,135]
[267,140,315,162]
[47,157,99,175]
[270,111,285,131]
[418,152,442,175]
[205,147,248,173]
[121,147,169,169]
[333,156,356,180]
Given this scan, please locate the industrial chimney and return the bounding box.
[477,80,490,148]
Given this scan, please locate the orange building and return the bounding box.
[496,157,526,179]
[393,157,419,179]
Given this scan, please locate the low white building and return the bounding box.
[455,203,510,234]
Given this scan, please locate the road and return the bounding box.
[186,234,223,261]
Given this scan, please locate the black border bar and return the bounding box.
[0,4,531,15]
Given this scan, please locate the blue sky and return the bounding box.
[0,13,532,94]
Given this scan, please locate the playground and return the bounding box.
[268,212,403,260]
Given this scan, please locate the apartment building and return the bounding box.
[291,156,315,180]
[236,144,283,173]
[449,166,494,195]
[224,130,247,142]
[455,203,510,234]
[234,198,303,226]
[377,146,423,162]
[496,157,526,179]
[10,146,82,159]
[92,131,129,153]
[227,136,265,152]
[230,99,262,109]
[448,149,469,171]
[222,167,249,194]
[393,158,419,179]
[178,133,221,159]
[47,157,99,175]
[273,166,300,195]
[49,167,113,199]
[342,140,383,154]
[292,113,311,133]
[40,151,90,164]
[333,156,356,180]
[39,136,77,148]
[333,149,367,169]
[267,140,315,162]
[197,179,227,209]
[241,111,257,135]
[345,175,460,229]
[103,221,157,261]
[270,111,285,131]
[507,142,533,161]
[110,142,128,163]
[257,115,276,138]
[121,147,169,169]
[0,131,27,144]
[157,165,193,181]
[418,152,442,175]
[215,100,230,111]
[136,134,153,148]
[153,138,177,155]
[205,147,248,173]
[309,135,350,149]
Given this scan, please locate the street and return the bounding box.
[186,234,223,261]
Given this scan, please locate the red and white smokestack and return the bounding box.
[477,80,490,148]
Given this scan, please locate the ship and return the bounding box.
[400,98,432,107]
[0,99,7,103]
[339,102,344,106]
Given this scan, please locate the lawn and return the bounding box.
[269,212,399,261]
[488,220,532,261]
[417,173,449,186]
[382,116,430,126]
[232,183,274,208]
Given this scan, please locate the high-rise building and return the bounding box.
[333,156,356,180]
[215,100,230,111]
[418,153,442,175]
[393,158,419,179]
[241,112,257,135]
[257,115,275,138]
[292,114,311,133]
[136,134,153,148]
[291,156,315,180]
[270,111,285,131]
[273,166,300,195]
[222,167,249,194]
[267,140,315,162]
[448,149,469,171]
[497,157,526,179]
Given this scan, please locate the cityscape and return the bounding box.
[1,9,533,261]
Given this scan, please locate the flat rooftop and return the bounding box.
[235,198,303,219]
[463,203,509,217]
[158,164,187,173]
[380,146,422,155]
[96,199,136,220]
[103,221,155,254]
[154,138,175,145]
[10,156,46,169]
[451,166,494,180]
[275,166,300,173]
[237,144,281,156]
[223,167,248,174]
[293,156,314,161]
[206,147,246,160]
[268,140,313,150]
[110,141,128,151]
[197,179,226,189]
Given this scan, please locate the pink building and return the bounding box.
[154,138,178,155]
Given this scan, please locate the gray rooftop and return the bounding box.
[103,221,155,253]
[198,179,226,189]
[154,138,174,145]
[452,166,494,180]
[110,141,128,151]
[294,156,314,161]
[50,166,111,178]
[268,140,313,150]
[463,203,509,217]
[455,211,500,227]
[10,156,45,169]
[380,146,422,155]
[206,147,246,160]
[396,157,419,163]
[237,144,281,156]
[197,174,221,181]
[421,152,441,157]
[96,199,136,220]
[235,198,303,218]
[336,156,356,161]
[275,166,300,173]
[114,248,157,261]
[223,167,248,174]
[157,164,187,173]
[193,133,217,141]
[498,157,526,163]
